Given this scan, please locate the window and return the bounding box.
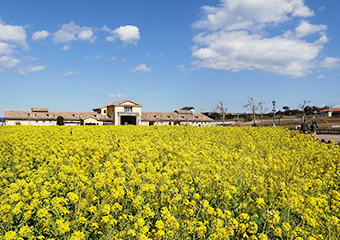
[74,114,79,118]
[103,109,107,114]
[124,107,132,112]
[30,113,35,117]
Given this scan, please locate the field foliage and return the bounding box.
[0,126,340,240]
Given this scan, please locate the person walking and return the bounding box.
[310,118,318,136]
[301,119,308,134]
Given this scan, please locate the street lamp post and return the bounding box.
[272,100,276,127]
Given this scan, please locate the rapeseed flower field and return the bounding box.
[0,125,340,240]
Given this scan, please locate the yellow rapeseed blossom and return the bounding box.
[0,125,339,239]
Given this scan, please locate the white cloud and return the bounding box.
[27,65,46,72]
[193,0,314,31]
[62,70,79,77]
[320,57,340,70]
[0,21,46,75]
[62,45,71,51]
[0,55,21,72]
[177,65,186,72]
[53,21,96,43]
[110,57,116,61]
[192,31,324,77]
[131,64,151,73]
[108,93,125,98]
[0,42,16,55]
[102,25,111,32]
[295,21,327,38]
[317,74,326,79]
[78,29,96,43]
[106,25,140,45]
[191,0,337,78]
[32,30,49,41]
[0,22,29,50]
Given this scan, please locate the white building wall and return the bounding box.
[6,120,57,126]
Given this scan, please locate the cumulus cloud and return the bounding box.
[27,65,46,72]
[53,21,97,43]
[106,25,140,45]
[0,55,21,72]
[0,42,16,55]
[32,30,49,41]
[0,21,45,75]
[191,0,338,78]
[131,64,151,73]
[62,45,71,51]
[317,74,326,79]
[0,22,29,50]
[108,93,125,98]
[62,70,79,77]
[320,57,340,70]
[193,0,314,31]
[102,25,111,32]
[295,21,327,38]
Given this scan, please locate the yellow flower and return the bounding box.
[246,221,258,234]
[274,227,282,237]
[282,222,291,231]
[67,192,79,204]
[258,233,268,240]
[88,205,97,214]
[155,220,165,230]
[4,231,17,240]
[19,225,32,237]
[56,219,70,234]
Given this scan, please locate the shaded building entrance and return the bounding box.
[120,116,137,125]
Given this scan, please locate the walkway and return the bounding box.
[315,134,340,143]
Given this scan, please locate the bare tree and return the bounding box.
[243,97,261,126]
[298,100,311,122]
[217,102,228,124]
[259,102,268,125]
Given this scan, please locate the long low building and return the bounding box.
[5,99,213,126]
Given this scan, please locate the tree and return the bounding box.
[180,106,194,110]
[298,100,311,122]
[57,116,64,126]
[283,106,290,111]
[243,97,261,126]
[259,102,268,125]
[217,102,228,124]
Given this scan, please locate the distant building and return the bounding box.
[4,99,213,126]
[141,109,213,126]
[320,108,340,118]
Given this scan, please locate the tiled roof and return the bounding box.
[93,99,142,110]
[5,110,109,121]
[141,112,213,122]
[320,108,340,112]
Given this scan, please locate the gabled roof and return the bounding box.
[5,110,108,121]
[141,112,213,122]
[93,99,142,110]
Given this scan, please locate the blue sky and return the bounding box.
[1,0,340,117]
